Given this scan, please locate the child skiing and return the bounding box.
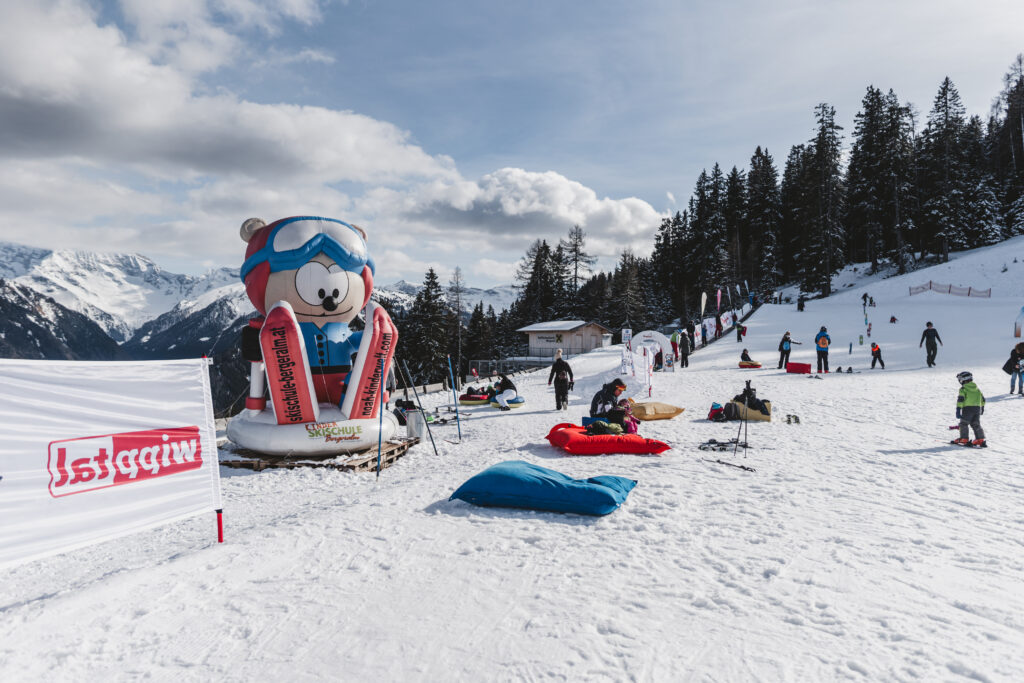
[953,371,986,447]
[870,342,884,369]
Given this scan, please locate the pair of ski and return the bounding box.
[701,458,756,472]
[943,426,988,448]
[699,438,748,452]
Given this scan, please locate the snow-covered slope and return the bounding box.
[2,239,1022,680]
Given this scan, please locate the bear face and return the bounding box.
[264,252,365,327]
[240,216,375,325]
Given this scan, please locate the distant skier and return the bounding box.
[920,322,943,367]
[670,330,680,361]
[953,371,986,447]
[870,342,885,369]
[777,331,801,369]
[547,348,574,411]
[686,320,696,351]
[797,295,806,312]
[814,326,831,373]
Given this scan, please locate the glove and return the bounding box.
[981,406,984,415]
[955,407,962,419]
[547,381,551,386]
[569,382,574,391]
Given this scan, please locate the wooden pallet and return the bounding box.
[219,437,419,473]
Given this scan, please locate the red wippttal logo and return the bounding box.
[47,426,203,498]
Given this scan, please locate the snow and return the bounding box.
[2,243,1024,680]
[517,320,589,332]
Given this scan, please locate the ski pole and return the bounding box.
[401,360,439,456]
[376,357,385,479]
[446,355,462,442]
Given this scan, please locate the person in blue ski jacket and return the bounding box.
[814,326,831,373]
[777,331,801,369]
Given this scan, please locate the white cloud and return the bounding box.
[0,0,664,287]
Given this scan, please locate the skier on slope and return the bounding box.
[920,321,943,367]
[870,342,885,369]
[814,326,832,373]
[953,371,986,447]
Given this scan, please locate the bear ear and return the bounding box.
[350,223,367,242]
[240,218,266,243]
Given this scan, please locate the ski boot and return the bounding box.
[971,439,987,448]
[951,437,970,446]
[846,367,853,374]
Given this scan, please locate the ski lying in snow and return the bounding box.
[702,458,756,472]
[949,440,988,448]
[699,438,747,451]
[807,374,825,379]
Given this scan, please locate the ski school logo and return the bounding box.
[304,421,364,443]
[47,426,203,498]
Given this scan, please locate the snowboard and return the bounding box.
[260,301,320,425]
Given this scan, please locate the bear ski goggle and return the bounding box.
[240,216,375,281]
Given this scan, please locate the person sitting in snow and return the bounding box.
[654,349,664,371]
[494,374,517,411]
[889,315,898,323]
[954,371,986,447]
[590,378,626,420]
[741,349,755,363]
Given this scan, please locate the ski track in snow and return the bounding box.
[3,255,1024,680]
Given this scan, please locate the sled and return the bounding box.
[786,362,811,374]
[738,361,762,369]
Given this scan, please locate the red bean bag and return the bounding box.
[545,423,670,456]
[458,394,491,405]
[786,362,811,374]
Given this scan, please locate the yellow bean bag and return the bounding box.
[629,401,685,421]
[729,400,771,422]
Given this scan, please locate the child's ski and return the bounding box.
[949,440,988,448]
[260,301,319,425]
[702,458,756,472]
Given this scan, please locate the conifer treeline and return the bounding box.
[392,58,1024,382]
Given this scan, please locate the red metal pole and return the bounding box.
[216,509,224,543]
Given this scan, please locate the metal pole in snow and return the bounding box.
[447,354,462,442]
[402,360,439,456]
[376,358,385,479]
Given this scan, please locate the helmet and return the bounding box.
[820,326,827,332]
[956,371,973,385]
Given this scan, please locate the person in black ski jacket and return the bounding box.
[590,379,626,418]
[686,320,696,351]
[777,331,801,369]
[870,342,885,369]
[920,322,943,367]
[1004,342,1024,395]
[678,332,690,367]
[547,349,574,410]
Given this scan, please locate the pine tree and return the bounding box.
[918,77,968,261]
[724,166,748,291]
[402,268,450,383]
[746,147,782,288]
[800,103,845,296]
[561,225,597,315]
[446,266,468,378]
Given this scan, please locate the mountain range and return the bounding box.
[0,240,516,413]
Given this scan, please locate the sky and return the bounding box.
[0,0,1021,288]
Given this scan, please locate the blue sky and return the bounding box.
[0,0,1021,287]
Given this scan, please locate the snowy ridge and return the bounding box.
[1,237,1022,679]
[378,278,518,315]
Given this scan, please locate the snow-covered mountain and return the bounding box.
[0,241,238,343]
[378,279,518,316]
[0,279,125,361]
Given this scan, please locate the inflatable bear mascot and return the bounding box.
[227,216,399,455]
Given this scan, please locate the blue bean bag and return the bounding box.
[450,460,637,516]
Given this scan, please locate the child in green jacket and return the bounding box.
[954,371,986,447]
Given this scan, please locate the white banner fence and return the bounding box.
[0,359,223,569]
[908,281,992,298]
